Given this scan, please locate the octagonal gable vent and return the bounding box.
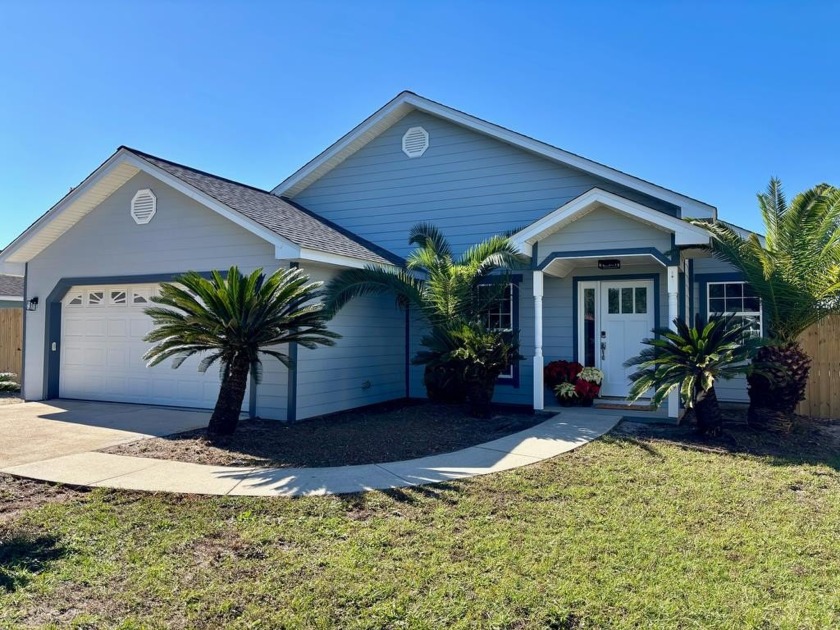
[131,189,157,224]
[402,126,429,158]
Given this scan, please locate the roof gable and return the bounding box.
[0,148,400,274]
[273,91,717,219]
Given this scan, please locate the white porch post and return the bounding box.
[667,266,680,418]
[533,270,544,411]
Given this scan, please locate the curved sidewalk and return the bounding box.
[1,410,621,497]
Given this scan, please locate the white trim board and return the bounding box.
[510,188,711,258]
[272,91,717,220]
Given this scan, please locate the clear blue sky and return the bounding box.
[1,1,837,249]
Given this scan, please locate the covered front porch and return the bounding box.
[510,188,712,419]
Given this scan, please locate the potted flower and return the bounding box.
[554,382,578,406]
[544,360,583,390]
[574,367,603,406]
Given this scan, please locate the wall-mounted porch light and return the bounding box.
[26,297,39,312]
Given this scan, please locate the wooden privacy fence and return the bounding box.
[0,308,23,377]
[798,314,840,419]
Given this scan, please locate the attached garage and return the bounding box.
[59,283,230,409]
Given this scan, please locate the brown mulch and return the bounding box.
[614,406,840,466]
[101,400,548,468]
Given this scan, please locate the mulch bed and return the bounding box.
[615,406,840,464]
[101,400,547,468]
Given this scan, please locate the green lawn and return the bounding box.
[1,418,839,629]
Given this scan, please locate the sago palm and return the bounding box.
[696,179,840,423]
[144,266,339,436]
[625,315,759,436]
[324,223,523,402]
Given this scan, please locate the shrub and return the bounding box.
[0,373,20,392]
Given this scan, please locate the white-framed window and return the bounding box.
[478,282,516,380]
[87,291,104,306]
[131,288,152,305]
[109,290,127,305]
[707,281,762,337]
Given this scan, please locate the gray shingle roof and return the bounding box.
[126,148,401,267]
[0,274,23,297]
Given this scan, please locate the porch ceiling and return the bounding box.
[541,251,670,278]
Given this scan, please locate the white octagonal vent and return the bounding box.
[402,126,429,158]
[131,189,157,224]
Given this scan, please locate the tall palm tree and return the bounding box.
[625,315,758,435]
[143,266,339,436]
[697,179,840,425]
[324,223,524,402]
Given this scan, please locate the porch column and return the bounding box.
[533,270,544,411]
[667,266,680,418]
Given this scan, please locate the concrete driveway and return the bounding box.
[0,400,209,469]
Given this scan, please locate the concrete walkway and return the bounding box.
[0,403,620,497]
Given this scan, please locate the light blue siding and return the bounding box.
[536,206,673,262]
[0,301,21,309]
[294,264,406,420]
[25,171,281,405]
[691,255,750,403]
[25,172,408,420]
[293,111,682,260]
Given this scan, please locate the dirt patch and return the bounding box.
[0,475,86,526]
[101,400,547,468]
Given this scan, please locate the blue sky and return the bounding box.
[1,1,837,248]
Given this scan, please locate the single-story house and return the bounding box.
[0,92,758,420]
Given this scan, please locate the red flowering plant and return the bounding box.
[545,360,602,405]
[543,360,583,389]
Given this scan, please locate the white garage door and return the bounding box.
[60,283,242,409]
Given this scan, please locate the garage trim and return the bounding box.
[43,272,264,418]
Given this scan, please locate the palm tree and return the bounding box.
[324,223,523,402]
[143,266,339,436]
[697,179,840,425]
[625,315,759,436]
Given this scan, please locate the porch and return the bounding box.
[509,188,713,419]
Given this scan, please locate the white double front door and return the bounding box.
[577,279,655,398]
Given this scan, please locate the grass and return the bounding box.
[1,415,839,628]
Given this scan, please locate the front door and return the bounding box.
[578,279,655,398]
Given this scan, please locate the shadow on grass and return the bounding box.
[612,412,840,471]
[0,533,65,592]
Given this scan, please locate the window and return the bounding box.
[87,291,104,306]
[66,292,83,307]
[607,286,647,314]
[707,281,762,337]
[131,289,151,305]
[109,290,127,305]
[479,282,516,381]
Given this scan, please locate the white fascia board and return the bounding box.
[0,295,23,301]
[272,93,413,197]
[510,188,710,256]
[124,153,301,257]
[273,91,717,218]
[298,248,393,270]
[0,150,134,264]
[402,95,717,218]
